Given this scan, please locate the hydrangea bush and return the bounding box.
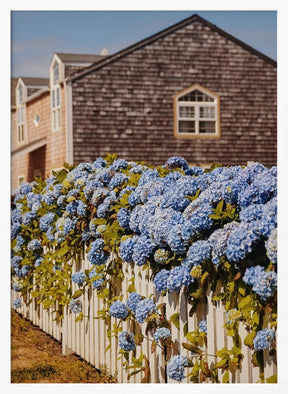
[11,155,277,383]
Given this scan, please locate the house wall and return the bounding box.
[71,21,277,167]
[11,85,67,192]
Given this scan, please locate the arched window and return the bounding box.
[174,84,220,138]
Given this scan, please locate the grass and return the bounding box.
[11,309,116,383]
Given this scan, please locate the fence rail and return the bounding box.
[11,253,277,383]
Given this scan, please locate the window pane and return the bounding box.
[179,89,214,102]
[53,111,56,129]
[200,107,215,119]
[199,121,216,134]
[56,87,60,106]
[57,109,61,128]
[54,63,59,83]
[52,90,55,108]
[179,120,195,133]
[179,106,195,118]
[18,85,23,103]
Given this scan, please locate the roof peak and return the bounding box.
[67,13,276,82]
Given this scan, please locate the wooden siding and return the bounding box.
[71,20,277,167]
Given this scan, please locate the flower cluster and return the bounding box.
[253,328,275,351]
[118,331,136,352]
[109,300,128,320]
[71,271,86,285]
[153,327,171,342]
[243,266,277,300]
[167,355,188,381]
[69,299,82,314]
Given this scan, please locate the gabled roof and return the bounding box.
[55,53,106,64]
[11,78,18,107]
[19,77,49,87]
[67,13,276,82]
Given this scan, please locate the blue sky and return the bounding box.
[11,10,277,78]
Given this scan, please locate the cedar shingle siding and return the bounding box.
[71,19,277,167]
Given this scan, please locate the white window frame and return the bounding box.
[16,81,27,144]
[18,175,25,186]
[33,112,41,127]
[51,84,61,131]
[174,84,220,139]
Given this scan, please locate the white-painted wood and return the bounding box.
[11,254,277,384]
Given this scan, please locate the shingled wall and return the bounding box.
[71,19,277,167]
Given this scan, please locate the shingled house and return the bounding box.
[11,14,277,192]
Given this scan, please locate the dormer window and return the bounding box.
[18,84,23,104]
[16,81,26,144]
[174,84,220,138]
[50,57,62,131]
[53,62,59,84]
[52,85,61,131]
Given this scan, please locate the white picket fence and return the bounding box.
[11,252,277,383]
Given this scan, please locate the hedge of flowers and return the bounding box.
[11,155,277,383]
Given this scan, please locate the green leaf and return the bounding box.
[170,313,180,329]
[57,246,70,258]
[75,312,83,322]
[72,289,83,299]
[222,370,229,383]
[266,374,277,383]
[183,322,188,337]
[244,332,256,348]
[238,295,252,310]
[252,311,260,327]
[182,342,202,354]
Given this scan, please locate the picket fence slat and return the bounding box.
[11,254,277,384]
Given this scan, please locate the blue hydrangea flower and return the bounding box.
[265,228,277,264]
[27,239,42,252]
[167,266,192,293]
[166,156,189,170]
[11,256,23,269]
[198,320,207,333]
[126,292,142,313]
[132,235,155,266]
[13,298,22,308]
[243,266,277,300]
[183,240,211,268]
[11,222,21,239]
[35,256,44,267]
[109,300,128,320]
[253,328,275,351]
[119,236,138,263]
[153,327,171,342]
[135,299,157,323]
[92,278,104,290]
[154,269,170,293]
[118,331,136,351]
[22,211,37,226]
[63,218,77,236]
[69,299,82,314]
[12,282,23,292]
[226,223,259,263]
[167,355,188,381]
[71,271,86,285]
[92,157,107,169]
[109,158,128,171]
[88,239,108,265]
[39,213,55,232]
[108,173,128,190]
[117,208,131,229]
